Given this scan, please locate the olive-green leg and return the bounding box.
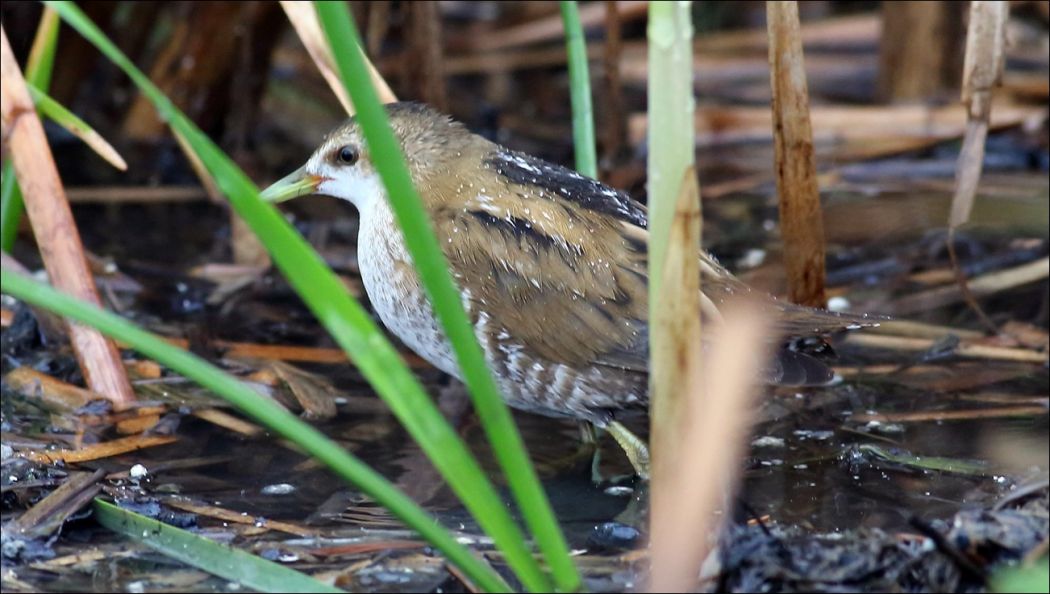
[606,421,650,480]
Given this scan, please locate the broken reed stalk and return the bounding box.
[280,0,397,116]
[649,169,704,589]
[767,0,827,308]
[947,0,1009,334]
[649,302,771,592]
[0,28,135,409]
[1,7,59,252]
[646,0,699,588]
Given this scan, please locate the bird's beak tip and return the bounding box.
[260,167,323,203]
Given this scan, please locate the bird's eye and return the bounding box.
[336,145,358,165]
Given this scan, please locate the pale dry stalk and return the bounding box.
[0,28,135,409]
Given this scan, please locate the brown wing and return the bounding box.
[434,146,879,376]
[435,199,650,373]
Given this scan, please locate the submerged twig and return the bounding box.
[20,434,178,464]
[10,469,105,539]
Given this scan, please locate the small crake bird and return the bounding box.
[263,102,879,476]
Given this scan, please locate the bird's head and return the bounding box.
[261,102,470,211]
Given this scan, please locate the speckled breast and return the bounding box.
[356,199,646,423]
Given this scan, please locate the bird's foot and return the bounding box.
[606,421,650,481]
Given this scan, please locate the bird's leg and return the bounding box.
[579,420,599,444]
[607,421,650,480]
[578,421,607,484]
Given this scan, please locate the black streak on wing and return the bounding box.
[468,210,560,250]
[485,149,649,228]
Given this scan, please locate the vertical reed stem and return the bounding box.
[767,0,826,308]
[647,1,700,589]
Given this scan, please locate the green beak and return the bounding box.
[260,165,324,203]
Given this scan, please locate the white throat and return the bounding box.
[354,195,461,379]
[307,158,385,212]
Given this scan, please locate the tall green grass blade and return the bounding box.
[44,1,542,589]
[1,268,509,593]
[25,9,61,88]
[27,83,127,170]
[312,3,579,591]
[0,172,21,252]
[560,0,597,178]
[92,499,343,593]
[2,7,60,252]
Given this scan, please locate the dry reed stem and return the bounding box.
[946,0,1010,333]
[365,1,391,57]
[280,1,397,115]
[172,129,223,201]
[874,319,984,340]
[650,167,703,508]
[3,367,103,412]
[648,301,771,592]
[467,0,648,52]
[20,434,178,464]
[443,13,876,76]
[130,336,427,367]
[877,1,963,101]
[157,495,320,537]
[1,251,68,340]
[64,186,208,203]
[600,0,627,170]
[626,100,1041,149]
[767,1,827,308]
[406,1,448,112]
[850,406,1046,423]
[891,256,1048,315]
[1,28,136,409]
[192,408,264,437]
[843,333,1047,363]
